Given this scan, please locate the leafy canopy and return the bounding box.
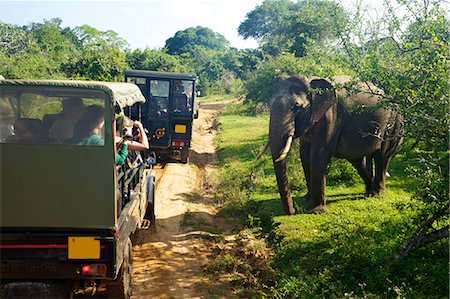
[165,26,229,56]
[238,0,348,57]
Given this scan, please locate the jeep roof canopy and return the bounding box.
[0,80,146,108]
[124,69,196,81]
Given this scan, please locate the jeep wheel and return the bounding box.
[181,148,189,164]
[106,238,133,299]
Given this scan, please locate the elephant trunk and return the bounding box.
[269,111,296,215]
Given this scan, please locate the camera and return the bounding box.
[121,129,133,141]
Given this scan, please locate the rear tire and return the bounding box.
[106,238,133,299]
[181,149,189,164]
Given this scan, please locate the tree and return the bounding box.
[126,47,191,73]
[27,18,81,78]
[0,22,31,55]
[340,0,449,262]
[165,26,229,55]
[72,25,128,81]
[0,20,72,79]
[238,0,348,57]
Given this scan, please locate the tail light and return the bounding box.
[81,263,107,276]
[172,140,185,147]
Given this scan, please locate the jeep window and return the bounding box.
[0,87,106,145]
[172,80,194,114]
[149,80,169,117]
[127,77,146,85]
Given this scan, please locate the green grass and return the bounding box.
[215,107,449,298]
[198,94,236,103]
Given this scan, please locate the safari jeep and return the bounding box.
[0,80,156,298]
[124,70,197,163]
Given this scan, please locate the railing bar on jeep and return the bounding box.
[124,168,139,186]
[0,244,107,249]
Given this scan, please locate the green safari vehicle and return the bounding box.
[0,80,156,298]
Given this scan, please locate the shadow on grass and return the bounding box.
[217,137,268,164]
[270,216,449,298]
[326,192,366,203]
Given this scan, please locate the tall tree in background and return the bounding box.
[0,19,79,79]
[27,18,81,77]
[72,25,128,81]
[165,26,229,55]
[238,0,348,56]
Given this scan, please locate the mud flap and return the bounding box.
[144,174,156,224]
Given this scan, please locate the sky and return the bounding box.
[0,0,266,50]
[0,0,380,50]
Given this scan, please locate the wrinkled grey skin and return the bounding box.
[269,75,403,215]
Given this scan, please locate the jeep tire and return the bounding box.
[106,238,133,299]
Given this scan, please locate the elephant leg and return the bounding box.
[274,159,296,215]
[300,142,311,201]
[305,117,340,213]
[350,157,373,196]
[372,152,391,196]
[308,148,329,213]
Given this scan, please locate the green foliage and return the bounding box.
[0,19,256,97]
[0,20,78,79]
[0,21,128,81]
[0,22,32,55]
[125,48,191,73]
[71,25,128,81]
[244,47,350,103]
[165,26,229,55]
[238,0,349,57]
[326,158,359,186]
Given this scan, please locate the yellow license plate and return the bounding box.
[174,124,186,134]
[68,237,100,259]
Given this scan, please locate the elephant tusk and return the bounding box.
[255,140,270,161]
[275,135,293,162]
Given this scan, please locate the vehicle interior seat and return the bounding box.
[6,118,49,143]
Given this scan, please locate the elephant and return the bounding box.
[268,74,403,215]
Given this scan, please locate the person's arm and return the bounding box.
[127,121,149,151]
[116,142,129,165]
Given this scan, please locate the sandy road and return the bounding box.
[131,101,226,299]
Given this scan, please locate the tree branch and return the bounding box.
[417,226,449,248]
[388,210,449,266]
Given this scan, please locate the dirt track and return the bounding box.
[131,101,226,298]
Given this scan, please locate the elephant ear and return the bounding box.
[309,78,336,124]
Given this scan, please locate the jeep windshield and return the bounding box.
[0,86,106,145]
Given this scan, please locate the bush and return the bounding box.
[244,41,351,104]
[326,159,360,186]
